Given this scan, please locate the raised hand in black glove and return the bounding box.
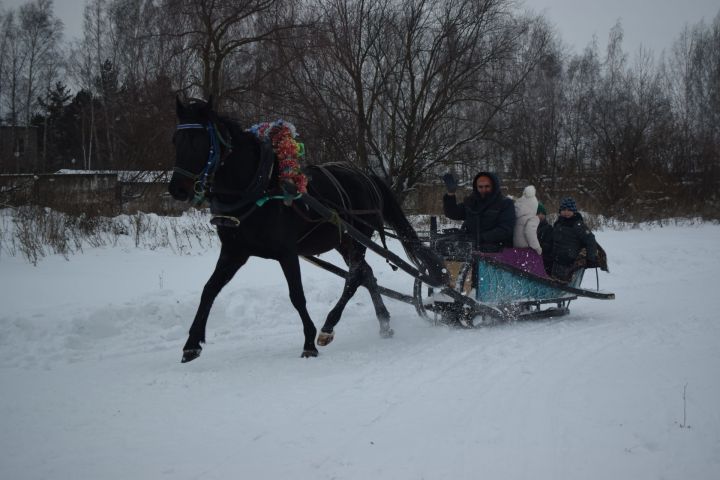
[442,173,458,194]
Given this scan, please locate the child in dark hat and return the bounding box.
[559,197,577,213]
[551,197,597,280]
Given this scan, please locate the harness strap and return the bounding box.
[209,203,259,228]
[176,123,204,130]
[343,208,384,216]
[214,127,232,149]
[210,215,242,228]
[172,166,200,180]
[295,216,327,245]
[303,164,397,263]
[256,193,301,207]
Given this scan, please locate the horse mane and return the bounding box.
[209,112,249,149]
[225,117,245,138]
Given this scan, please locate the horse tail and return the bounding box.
[372,177,447,286]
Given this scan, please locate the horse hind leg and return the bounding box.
[359,260,394,338]
[321,244,393,344]
[319,260,364,346]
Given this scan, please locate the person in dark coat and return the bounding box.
[551,197,598,281]
[536,202,554,275]
[442,171,515,251]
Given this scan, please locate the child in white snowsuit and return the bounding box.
[513,185,542,255]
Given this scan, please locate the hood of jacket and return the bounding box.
[514,185,538,220]
[468,171,503,206]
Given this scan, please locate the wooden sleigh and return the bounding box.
[411,219,614,326]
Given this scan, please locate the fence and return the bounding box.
[0,173,184,216]
[403,178,601,216]
[402,176,713,220]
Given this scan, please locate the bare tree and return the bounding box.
[0,8,11,123]
[108,0,188,88]
[67,0,124,170]
[161,0,298,106]
[1,10,27,172]
[563,40,600,175]
[16,0,63,170]
[497,16,564,182]
[584,23,673,210]
[277,0,549,195]
[686,12,720,191]
[671,12,720,201]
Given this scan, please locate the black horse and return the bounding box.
[169,97,444,361]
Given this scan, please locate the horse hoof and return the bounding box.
[181,349,202,363]
[301,349,319,358]
[317,331,335,346]
[380,327,394,338]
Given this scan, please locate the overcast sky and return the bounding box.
[3,0,719,57]
[523,0,719,56]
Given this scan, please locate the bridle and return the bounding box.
[173,121,226,205]
[173,119,277,214]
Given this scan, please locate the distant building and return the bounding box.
[0,125,39,173]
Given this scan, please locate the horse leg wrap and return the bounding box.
[317,331,335,346]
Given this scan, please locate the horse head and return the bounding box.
[168,96,217,203]
[169,96,267,209]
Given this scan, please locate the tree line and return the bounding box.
[1,0,718,217]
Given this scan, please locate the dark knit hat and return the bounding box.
[559,197,577,213]
[537,202,547,215]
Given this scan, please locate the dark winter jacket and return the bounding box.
[537,218,554,273]
[551,212,597,267]
[442,172,515,249]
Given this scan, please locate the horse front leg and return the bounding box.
[182,251,248,363]
[278,255,318,358]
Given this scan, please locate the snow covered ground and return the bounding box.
[1,219,719,479]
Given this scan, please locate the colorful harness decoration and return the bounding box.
[248,120,308,194]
